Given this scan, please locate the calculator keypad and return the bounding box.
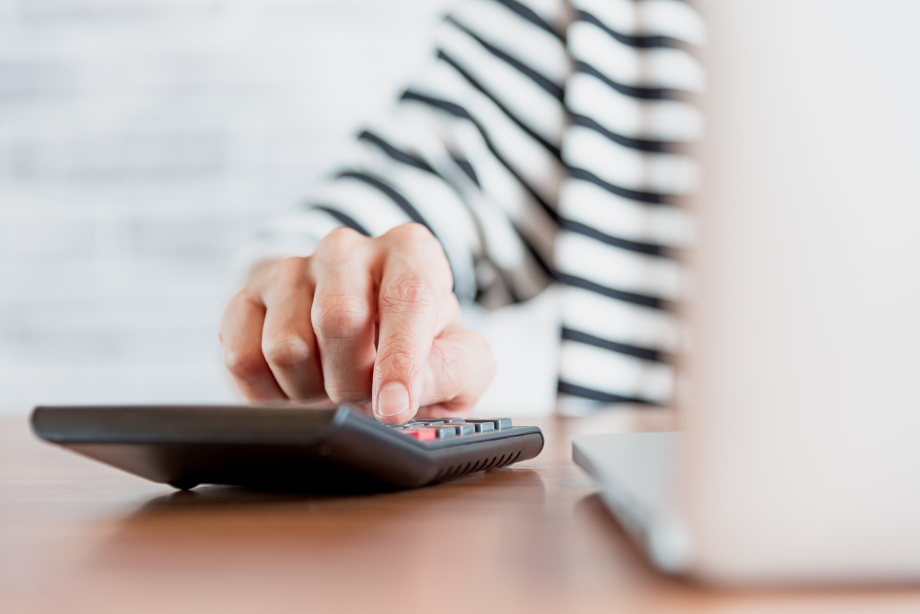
[388,418,511,440]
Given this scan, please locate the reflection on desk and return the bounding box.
[2,410,919,614]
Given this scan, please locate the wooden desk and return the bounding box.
[2,412,919,613]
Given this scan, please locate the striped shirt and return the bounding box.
[240,0,704,411]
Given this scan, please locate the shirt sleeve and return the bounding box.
[553,0,705,408]
[237,0,572,308]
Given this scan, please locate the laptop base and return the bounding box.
[573,432,692,574]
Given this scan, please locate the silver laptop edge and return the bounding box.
[573,433,691,574]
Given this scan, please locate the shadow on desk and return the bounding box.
[134,482,397,512]
[87,466,549,582]
[50,467,550,611]
[128,466,546,514]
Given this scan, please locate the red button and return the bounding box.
[400,428,436,441]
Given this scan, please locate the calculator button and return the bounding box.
[468,418,512,430]
[433,426,458,438]
[413,419,445,425]
[418,418,463,423]
[472,422,494,433]
[400,429,436,441]
[454,424,476,436]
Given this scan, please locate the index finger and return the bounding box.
[372,224,453,423]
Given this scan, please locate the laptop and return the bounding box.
[573,0,920,585]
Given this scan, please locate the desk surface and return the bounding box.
[2,411,919,614]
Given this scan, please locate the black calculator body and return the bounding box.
[30,404,543,491]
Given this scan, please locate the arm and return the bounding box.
[221,0,571,421]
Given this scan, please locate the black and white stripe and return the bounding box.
[241,0,704,411]
[556,0,703,410]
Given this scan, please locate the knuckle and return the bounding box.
[386,222,435,247]
[262,335,313,369]
[375,345,424,377]
[223,348,264,380]
[312,295,373,340]
[380,274,438,311]
[227,287,250,306]
[316,226,363,256]
[225,287,258,314]
[382,225,453,295]
[327,226,363,242]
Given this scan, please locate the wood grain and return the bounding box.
[2,411,918,613]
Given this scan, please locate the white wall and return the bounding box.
[0,0,559,415]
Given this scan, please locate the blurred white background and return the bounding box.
[0,0,559,416]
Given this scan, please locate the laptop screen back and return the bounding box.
[679,0,920,583]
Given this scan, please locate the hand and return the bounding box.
[219,223,495,423]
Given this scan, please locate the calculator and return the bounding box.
[30,404,544,491]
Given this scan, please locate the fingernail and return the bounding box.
[376,382,410,417]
